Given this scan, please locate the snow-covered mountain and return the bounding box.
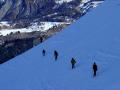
[0,0,120,90]
[0,0,103,36]
[0,0,103,21]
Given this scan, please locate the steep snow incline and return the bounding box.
[0,0,120,90]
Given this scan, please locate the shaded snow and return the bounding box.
[0,0,120,90]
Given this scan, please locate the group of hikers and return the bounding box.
[42,49,98,77]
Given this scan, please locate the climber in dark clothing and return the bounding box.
[93,62,98,77]
[42,49,46,56]
[40,36,43,43]
[71,58,76,69]
[54,50,58,60]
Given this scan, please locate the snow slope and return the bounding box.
[0,0,120,90]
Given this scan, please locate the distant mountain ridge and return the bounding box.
[0,0,103,22]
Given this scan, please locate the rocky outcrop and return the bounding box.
[0,0,56,21]
[0,0,12,20]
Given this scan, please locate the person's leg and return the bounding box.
[43,52,45,56]
[55,55,57,60]
[95,71,96,76]
[94,70,96,77]
[42,51,45,56]
[72,64,74,69]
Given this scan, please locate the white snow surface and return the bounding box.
[55,0,73,4]
[55,0,91,4]
[0,21,10,27]
[0,0,120,90]
[0,22,68,36]
[91,1,104,8]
